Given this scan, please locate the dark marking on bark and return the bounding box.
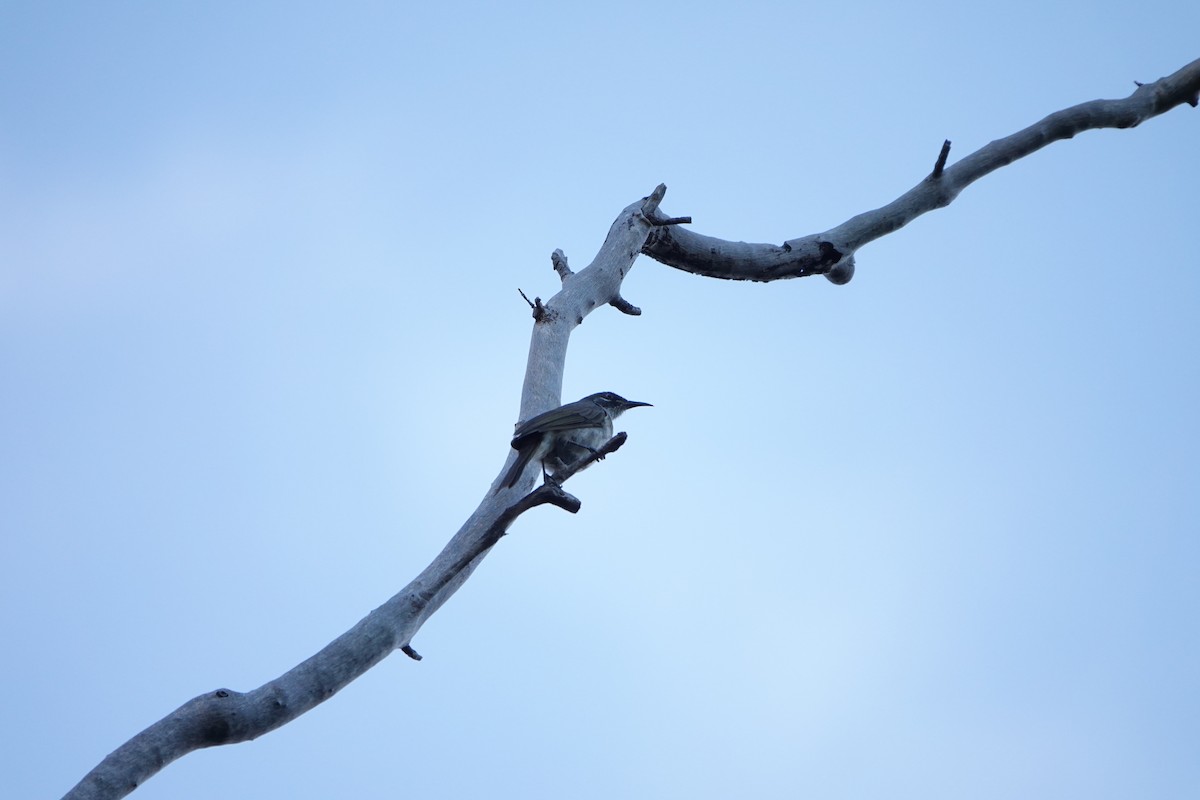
[200,711,232,745]
[816,241,842,269]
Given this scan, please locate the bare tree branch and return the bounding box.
[641,57,1200,285]
[63,187,665,800]
[62,56,1200,798]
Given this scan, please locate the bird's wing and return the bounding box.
[511,402,607,446]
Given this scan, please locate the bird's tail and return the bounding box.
[500,445,535,489]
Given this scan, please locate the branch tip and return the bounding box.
[401,645,423,661]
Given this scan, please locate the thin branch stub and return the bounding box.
[518,288,548,321]
[641,183,668,217]
[930,139,952,179]
[639,183,691,228]
[551,249,573,281]
[530,482,582,514]
[610,295,642,316]
[649,215,692,227]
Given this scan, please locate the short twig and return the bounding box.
[648,215,692,227]
[641,183,667,217]
[529,482,582,514]
[518,288,547,321]
[610,295,642,316]
[495,480,582,526]
[930,139,952,179]
[639,184,690,227]
[551,249,573,281]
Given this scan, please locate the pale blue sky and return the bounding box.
[3,3,1198,798]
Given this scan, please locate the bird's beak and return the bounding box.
[625,400,653,408]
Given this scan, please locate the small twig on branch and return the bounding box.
[518,288,548,321]
[524,482,582,514]
[930,139,952,179]
[400,645,422,661]
[641,183,667,217]
[495,480,583,525]
[551,249,573,281]
[639,183,692,227]
[649,215,693,227]
[610,295,642,316]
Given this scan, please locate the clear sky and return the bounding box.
[3,2,1198,798]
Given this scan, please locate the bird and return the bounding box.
[501,391,652,489]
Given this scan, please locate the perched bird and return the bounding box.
[501,391,652,488]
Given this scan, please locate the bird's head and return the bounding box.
[586,391,653,416]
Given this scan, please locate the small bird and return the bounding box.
[501,391,652,488]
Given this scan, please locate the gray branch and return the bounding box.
[62,55,1200,798]
[641,58,1200,284]
[63,187,664,800]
